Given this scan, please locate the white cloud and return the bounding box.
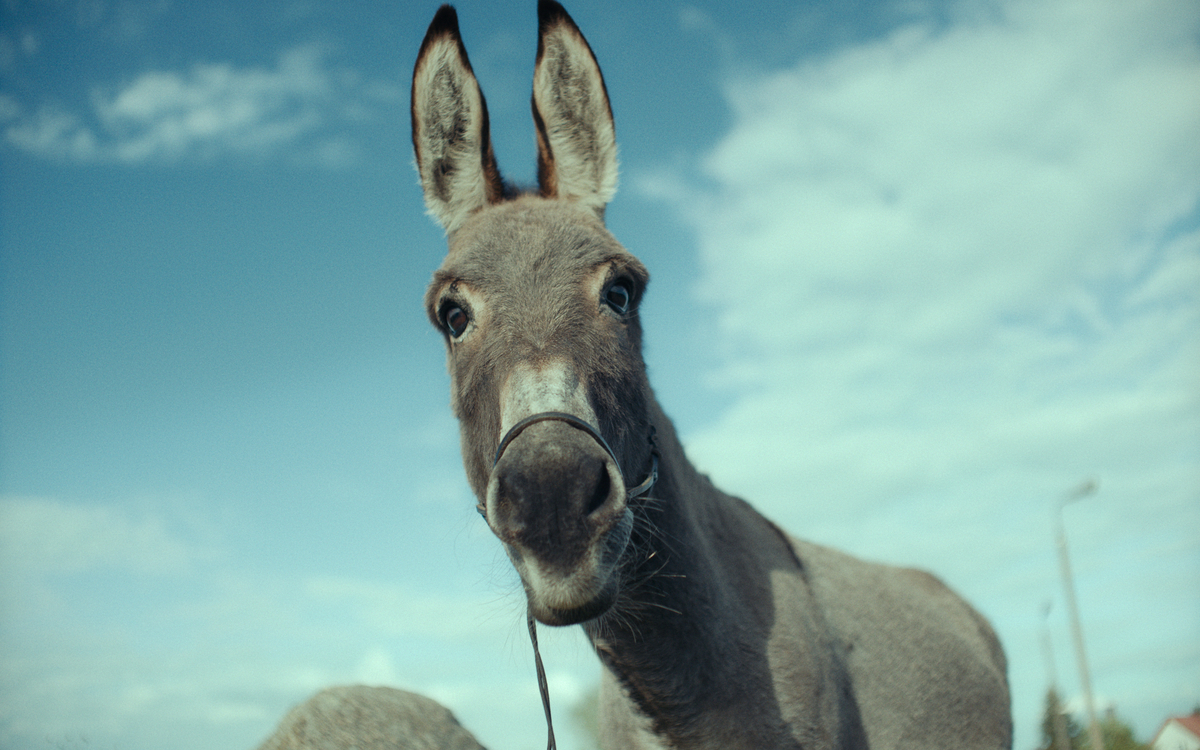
[2,102,100,162]
[641,0,1199,744]
[646,0,1200,536]
[674,0,1198,351]
[2,45,399,165]
[0,496,203,575]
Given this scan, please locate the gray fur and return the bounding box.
[256,685,486,750]
[412,3,1012,748]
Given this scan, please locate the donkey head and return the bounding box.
[412,2,656,626]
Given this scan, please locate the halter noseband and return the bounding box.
[491,411,659,502]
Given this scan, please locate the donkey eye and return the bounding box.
[440,304,470,338]
[604,280,633,314]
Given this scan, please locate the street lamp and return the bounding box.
[1041,601,1073,750]
[1056,478,1104,750]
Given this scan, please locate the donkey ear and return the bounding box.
[412,5,504,235]
[532,1,618,218]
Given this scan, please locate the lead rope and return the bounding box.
[528,610,557,750]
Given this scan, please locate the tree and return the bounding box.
[1095,709,1148,750]
[1037,690,1149,750]
[1039,688,1085,750]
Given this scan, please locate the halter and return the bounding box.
[493,411,658,496]
[489,410,659,750]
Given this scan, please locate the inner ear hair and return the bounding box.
[411,5,504,234]
[532,1,618,216]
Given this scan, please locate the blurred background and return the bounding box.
[2,0,1197,748]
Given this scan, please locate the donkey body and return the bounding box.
[411,4,1012,748]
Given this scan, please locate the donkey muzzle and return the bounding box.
[485,412,633,625]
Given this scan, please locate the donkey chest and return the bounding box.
[597,673,673,750]
[592,562,857,750]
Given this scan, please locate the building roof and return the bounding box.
[1154,714,1200,744]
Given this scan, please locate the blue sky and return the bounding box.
[1,0,1197,749]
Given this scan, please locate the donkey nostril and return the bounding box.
[586,465,612,516]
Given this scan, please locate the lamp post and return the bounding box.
[1056,478,1104,750]
[1041,601,1073,750]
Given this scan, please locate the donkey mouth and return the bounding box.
[531,576,619,626]
[508,503,633,626]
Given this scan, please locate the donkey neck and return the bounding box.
[584,398,856,748]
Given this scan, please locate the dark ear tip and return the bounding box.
[537,0,572,29]
[417,5,466,72]
[426,5,461,40]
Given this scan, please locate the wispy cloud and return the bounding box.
[0,493,576,750]
[1,45,398,165]
[0,496,205,575]
[643,0,1199,743]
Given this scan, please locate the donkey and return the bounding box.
[411,3,1012,748]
